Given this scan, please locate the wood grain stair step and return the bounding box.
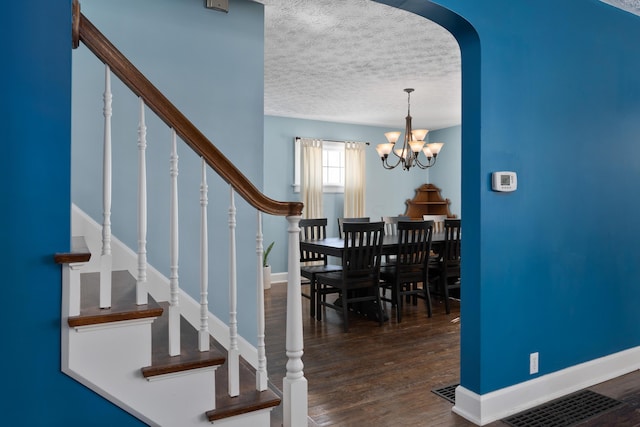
[206,352,281,422]
[71,269,281,422]
[141,301,226,378]
[54,236,92,264]
[68,270,163,328]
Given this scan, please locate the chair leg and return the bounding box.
[424,281,432,318]
[395,282,403,323]
[309,276,316,318]
[316,286,323,321]
[376,291,384,327]
[443,274,451,314]
[342,291,349,332]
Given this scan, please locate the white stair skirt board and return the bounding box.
[71,204,259,367]
[63,319,217,427]
[452,345,640,426]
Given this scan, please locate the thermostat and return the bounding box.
[492,171,517,192]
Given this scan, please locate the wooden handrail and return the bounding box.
[71,1,302,217]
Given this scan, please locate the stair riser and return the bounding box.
[64,322,218,426]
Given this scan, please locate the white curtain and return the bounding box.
[344,141,366,217]
[301,138,323,219]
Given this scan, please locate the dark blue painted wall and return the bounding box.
[378,0,640,394]
[1,1,142,425]
[7,0,640,424]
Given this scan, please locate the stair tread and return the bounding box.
[207,352,281,421]
[69,270,163,327]
[73,269,281,421]
[142,301,226,377]
[54,236,92,264]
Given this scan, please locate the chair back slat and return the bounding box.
[396,220,434,270]
[443,219,461,268]
[342,221,384,277]
[381,216,409,236]
[337,217,370,238]
[299,218,329,264]
[423,214,447,232]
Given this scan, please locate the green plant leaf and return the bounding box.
[263,241,275,267]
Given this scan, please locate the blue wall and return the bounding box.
[1,0,142,425]
[264,115,443,272]
[72,0,265,340]
[9,0,640,424]
[379,0,640,395]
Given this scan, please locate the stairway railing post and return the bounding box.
[199,158,210,351]
[136,97,148,305]
[228,186,239,397]
[255,212,267,391]
[168,129,181,356]
[283,214,307,427]
[100,63,113,309]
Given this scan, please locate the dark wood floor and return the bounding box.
[265,282,640,426]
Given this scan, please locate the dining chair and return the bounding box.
[380,215,409,264]
[381,215,410,237]
[299,218,342,319]
[428,218,461,314]
[315,221,385,332]
[422,214,447,233]
[337,217,370,238]
[379,220,434,322]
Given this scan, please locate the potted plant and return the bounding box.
[262,241,275,290]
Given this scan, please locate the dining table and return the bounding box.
[300,231,449,323]
[299,231,448,259]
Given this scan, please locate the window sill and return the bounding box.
[292,184,344,194]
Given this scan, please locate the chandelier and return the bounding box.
[376,88,443,171]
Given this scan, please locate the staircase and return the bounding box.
[56,214,282,426]
[57,1,307,426]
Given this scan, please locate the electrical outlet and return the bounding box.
[530,352,539,375]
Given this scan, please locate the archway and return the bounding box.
[373,0,481,422]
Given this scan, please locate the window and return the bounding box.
[293,139,345,193]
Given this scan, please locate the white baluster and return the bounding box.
[100,64,113,309]
[283,215,307,427]
[199,158,210,352]
[169,129,180,356]
[137,98,148,305]
[228,187,239,397]
[256,212,267,391]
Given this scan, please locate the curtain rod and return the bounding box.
[295,136,370,146]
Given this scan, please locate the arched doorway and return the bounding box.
[373,0,481,423]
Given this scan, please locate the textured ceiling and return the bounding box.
[601,0,640,15]
[258,0,640,130]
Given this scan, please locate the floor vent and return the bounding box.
[431,383,458,404]
[502,390,624,427]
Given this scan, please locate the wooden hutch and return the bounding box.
[403,183,456,219]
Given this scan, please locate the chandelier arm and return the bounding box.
[414,155,437,169]
[383,153,404,169]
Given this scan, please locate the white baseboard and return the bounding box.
[71,203,259,367]
[453,345,640,425]
[270,271,288,285]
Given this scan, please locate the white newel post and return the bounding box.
[169,129,181,356]
[283,215,307,427]
[256,212,267,391]
[228,187,239,397]
[100,64,113,309]
[199,158,210,352]
[63,261,89,319]
[136,98,148,305]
